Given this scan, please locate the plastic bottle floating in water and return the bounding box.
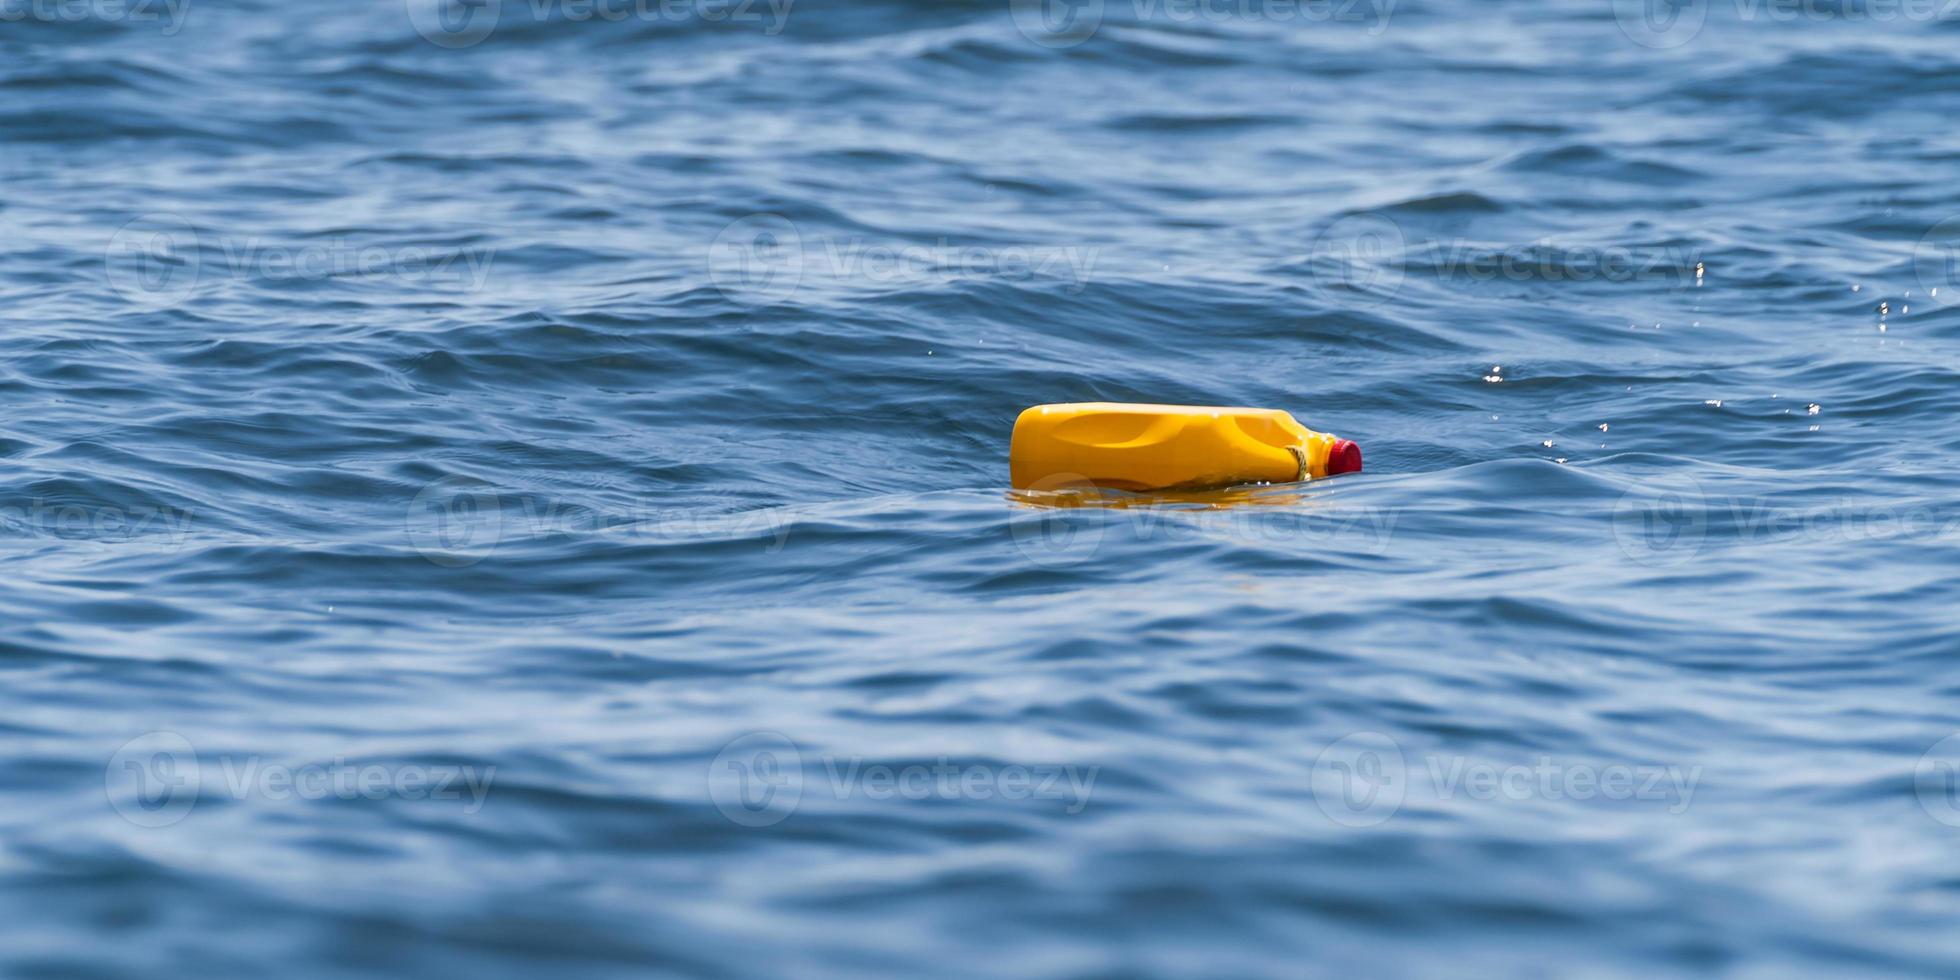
[1010,402,1362,491]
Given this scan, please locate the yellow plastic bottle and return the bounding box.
[1010,402,1362,491]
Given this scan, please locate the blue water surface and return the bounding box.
[5,0,1960,976]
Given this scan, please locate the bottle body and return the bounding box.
[1009,403,1361,491]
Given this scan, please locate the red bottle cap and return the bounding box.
[1326,439,1363,476]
